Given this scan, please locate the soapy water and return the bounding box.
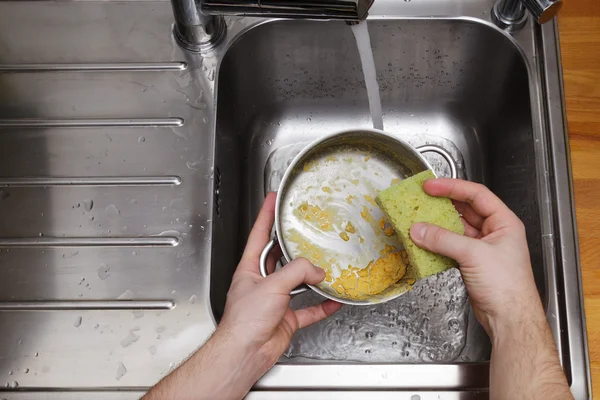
[265,138,470,363]
[287,268,468,362]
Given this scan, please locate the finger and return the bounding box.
[424,179,517,223]
[295,300,343,330]
[452,200,484,230]
[261,258,325,295]
[461,217,481,238]
[239,192,277,272]
[410,222,483,265]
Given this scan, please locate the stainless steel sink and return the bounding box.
[0,0,590,398]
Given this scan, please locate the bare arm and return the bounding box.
[143,328,265,400]
[410,178,572,400]
[488,294,571,400]
[143,193,341,399]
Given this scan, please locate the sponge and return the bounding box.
[376,170,464,280]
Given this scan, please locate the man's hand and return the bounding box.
[144,192,341,400]
[409,178,572,400]
[218,191,342,386]
[408,178,537,336]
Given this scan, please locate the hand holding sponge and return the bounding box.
[376,170,464,280]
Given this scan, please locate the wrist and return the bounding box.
[486,289,547,344]
[204,325,272,396]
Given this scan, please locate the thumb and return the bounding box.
[262,258,325,294]
[410,222,479,265]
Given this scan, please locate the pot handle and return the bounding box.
[259,237,310,296]
[417,145,458,179]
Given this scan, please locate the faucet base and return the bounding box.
[173,15,226,52]
[492,1,528,31]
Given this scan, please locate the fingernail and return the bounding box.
[411,223,427,240]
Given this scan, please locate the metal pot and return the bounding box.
[259,129,457,305]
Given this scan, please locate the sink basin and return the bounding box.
[212,19,535,358]
[211,9,589,398]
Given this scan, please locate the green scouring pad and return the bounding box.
[376,170,464,280]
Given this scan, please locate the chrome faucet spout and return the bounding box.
[170,0,374,52]
[202,0,374,21]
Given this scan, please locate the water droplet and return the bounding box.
[34,352,39,357]
[186,161,202,170]
[117,289,134,300]
[410,395,420,400]
[120,330,140,348]
[365,331,374,339]
[189,295,197,304]
[207,69,215,81]
[74,316,82,328]
[265,139,273,146]
[106,204,121,216]
[138,136,146,143]
[364,349,371,354]
[97,263,110,280]
[83,199,94,211]
[115,362,127,381]
[7,371,12,376]
[132,310,144,319]
[23,368,29,374]
[8,381,18,389]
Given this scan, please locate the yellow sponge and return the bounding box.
[376,170,464,280]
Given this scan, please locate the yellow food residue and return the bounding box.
[351,179,359,186]
[339,232,350,241]
[391,178,401,185]
[345,222,356,234]
[364,155,371,162]
[325,269,333,283]
[363,195,377,207]
[360,206,372,223]
[346,195,356,204]
[296,202,333,231]
[330,249,407,300]
[379,217,395,236]
[303,160,319,172]
[286,229,328,265]
[321,186,332,194]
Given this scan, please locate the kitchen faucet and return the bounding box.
[493,0,562,29]
[171,0,560,53]
[171,0,374,52]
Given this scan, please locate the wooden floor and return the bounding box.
[559,0,600,396]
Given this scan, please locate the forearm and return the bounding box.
[489,296,572,400]
[143,328,268,400]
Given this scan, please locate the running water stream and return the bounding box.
[350,21,384,130]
